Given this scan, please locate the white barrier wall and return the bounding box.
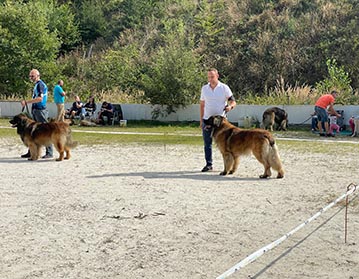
[1,101,357,125]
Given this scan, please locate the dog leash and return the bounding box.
[298,114,313,125]
[21,100,31,116]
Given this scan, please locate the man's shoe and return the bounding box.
[319,133,326,137]
[21,152,31,158]
[42,154,53,159]
[201,165,213,172]
[326,133,335,137]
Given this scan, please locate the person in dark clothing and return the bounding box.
[97,101,114,125]
[84,96,97,118]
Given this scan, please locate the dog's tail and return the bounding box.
[265,136,284,178]
[65,132,78,149]
[67,140,78,149]
[264,134,276,146]
[268,138,284,178]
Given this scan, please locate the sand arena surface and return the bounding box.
[0,138,358,279]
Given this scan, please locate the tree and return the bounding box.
[0,0,79,97]
[0,1,59,96]
[139,19,204,117]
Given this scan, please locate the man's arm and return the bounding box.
[21,96,42,107]
[200,100,205,127]
[328,103,341,117]
[225,96,236,112]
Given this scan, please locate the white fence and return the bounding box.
[1,101,358,125]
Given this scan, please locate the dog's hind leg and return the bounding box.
[64,147,71,160]
[280,119,287,131]
[253,150,272,178]
[268,146,284,178]
[260,162,272,179]
[54,141,65,161]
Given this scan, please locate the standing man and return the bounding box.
[20,69,53,159]
[53,79,66,122]
[314,90,341,137]
[200,68,236,172]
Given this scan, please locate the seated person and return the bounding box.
[328,113,340,135]
[66,95,86,119]
[97,101,114,125]
[83,96,97,118]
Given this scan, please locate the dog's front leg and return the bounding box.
[28,144,39,161]
[220,153,233,175]
[229,155,240,174]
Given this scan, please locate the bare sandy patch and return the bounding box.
[0,140,358,279]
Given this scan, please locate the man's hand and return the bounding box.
[224,105,233,112]
[20,100,26,107]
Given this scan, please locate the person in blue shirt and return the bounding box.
[20,69,53,159]
[53,80,66,121]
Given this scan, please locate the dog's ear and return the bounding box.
[204,117,214,126]
[213,115,223,127]
[21,118,28,125]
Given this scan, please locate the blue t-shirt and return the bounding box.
[53,84,65,104]
[32,80,48,110]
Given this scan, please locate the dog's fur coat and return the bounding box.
[261,107,288,131]
[210,115,284,178]
[10,114,77,161]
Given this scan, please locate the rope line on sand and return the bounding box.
[215,184,357,279]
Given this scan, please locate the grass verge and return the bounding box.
[2,118,358,153]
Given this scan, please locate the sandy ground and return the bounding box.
[0,136,358,279]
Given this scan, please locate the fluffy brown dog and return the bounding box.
[261,107,288,131]
[210,115,284,178]
[9,114,78,161]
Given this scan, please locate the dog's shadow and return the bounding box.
[87,170,268,182]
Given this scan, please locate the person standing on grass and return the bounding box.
[314,90,341,137]
[53,79,66,122]
[199,68,236,172]
[20,69,53,159]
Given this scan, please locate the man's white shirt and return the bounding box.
[200,81,233,120]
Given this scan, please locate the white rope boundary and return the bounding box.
[216,185,357,279]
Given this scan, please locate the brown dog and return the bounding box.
[9,114,78,161]
[210,115,284,178]
[261,107,288,131]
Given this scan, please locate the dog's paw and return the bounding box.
[228,170,234,175]
[276,173,284,179]
[259,174,269,179]
[219,171,227,176]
